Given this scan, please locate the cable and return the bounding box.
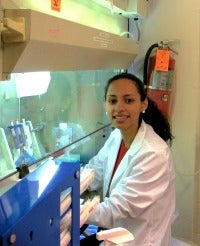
[127,17,141,43]
[133,17,140,42]
[120,31,136,40]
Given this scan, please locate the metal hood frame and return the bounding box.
[1,9,138,79]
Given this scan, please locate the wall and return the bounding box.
[134,0,200,243]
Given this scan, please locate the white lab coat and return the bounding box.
[85,121,176,246]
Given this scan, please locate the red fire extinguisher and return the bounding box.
[144,43,176,119]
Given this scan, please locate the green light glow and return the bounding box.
[4,0,128,35]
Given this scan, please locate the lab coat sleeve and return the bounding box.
[84,153,104,191]
[86,147,174,229]
[83,131,117,191]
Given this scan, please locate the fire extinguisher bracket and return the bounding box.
[146,85,172,92]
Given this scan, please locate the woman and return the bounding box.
[81,72,175,245]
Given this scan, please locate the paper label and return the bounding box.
[51,0,61,12]
[155,49,170,71]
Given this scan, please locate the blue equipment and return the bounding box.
[0,159,80,246]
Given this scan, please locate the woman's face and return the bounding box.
[104,78,147,133]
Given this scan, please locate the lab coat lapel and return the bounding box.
[110,121,146,191]
[103,130,122,197]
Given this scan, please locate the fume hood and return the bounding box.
[0,3,140,245]
[0,2,141,180]
[0,8,138,80]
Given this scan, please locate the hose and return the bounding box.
[143,43,159,86]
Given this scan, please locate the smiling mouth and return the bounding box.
[113,116,129,120]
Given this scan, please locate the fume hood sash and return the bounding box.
[1,9,138,77]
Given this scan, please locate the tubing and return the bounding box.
[143,43,159,86]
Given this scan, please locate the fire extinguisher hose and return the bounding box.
[143,43,159,86]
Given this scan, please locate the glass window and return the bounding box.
[0,70,120,180]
